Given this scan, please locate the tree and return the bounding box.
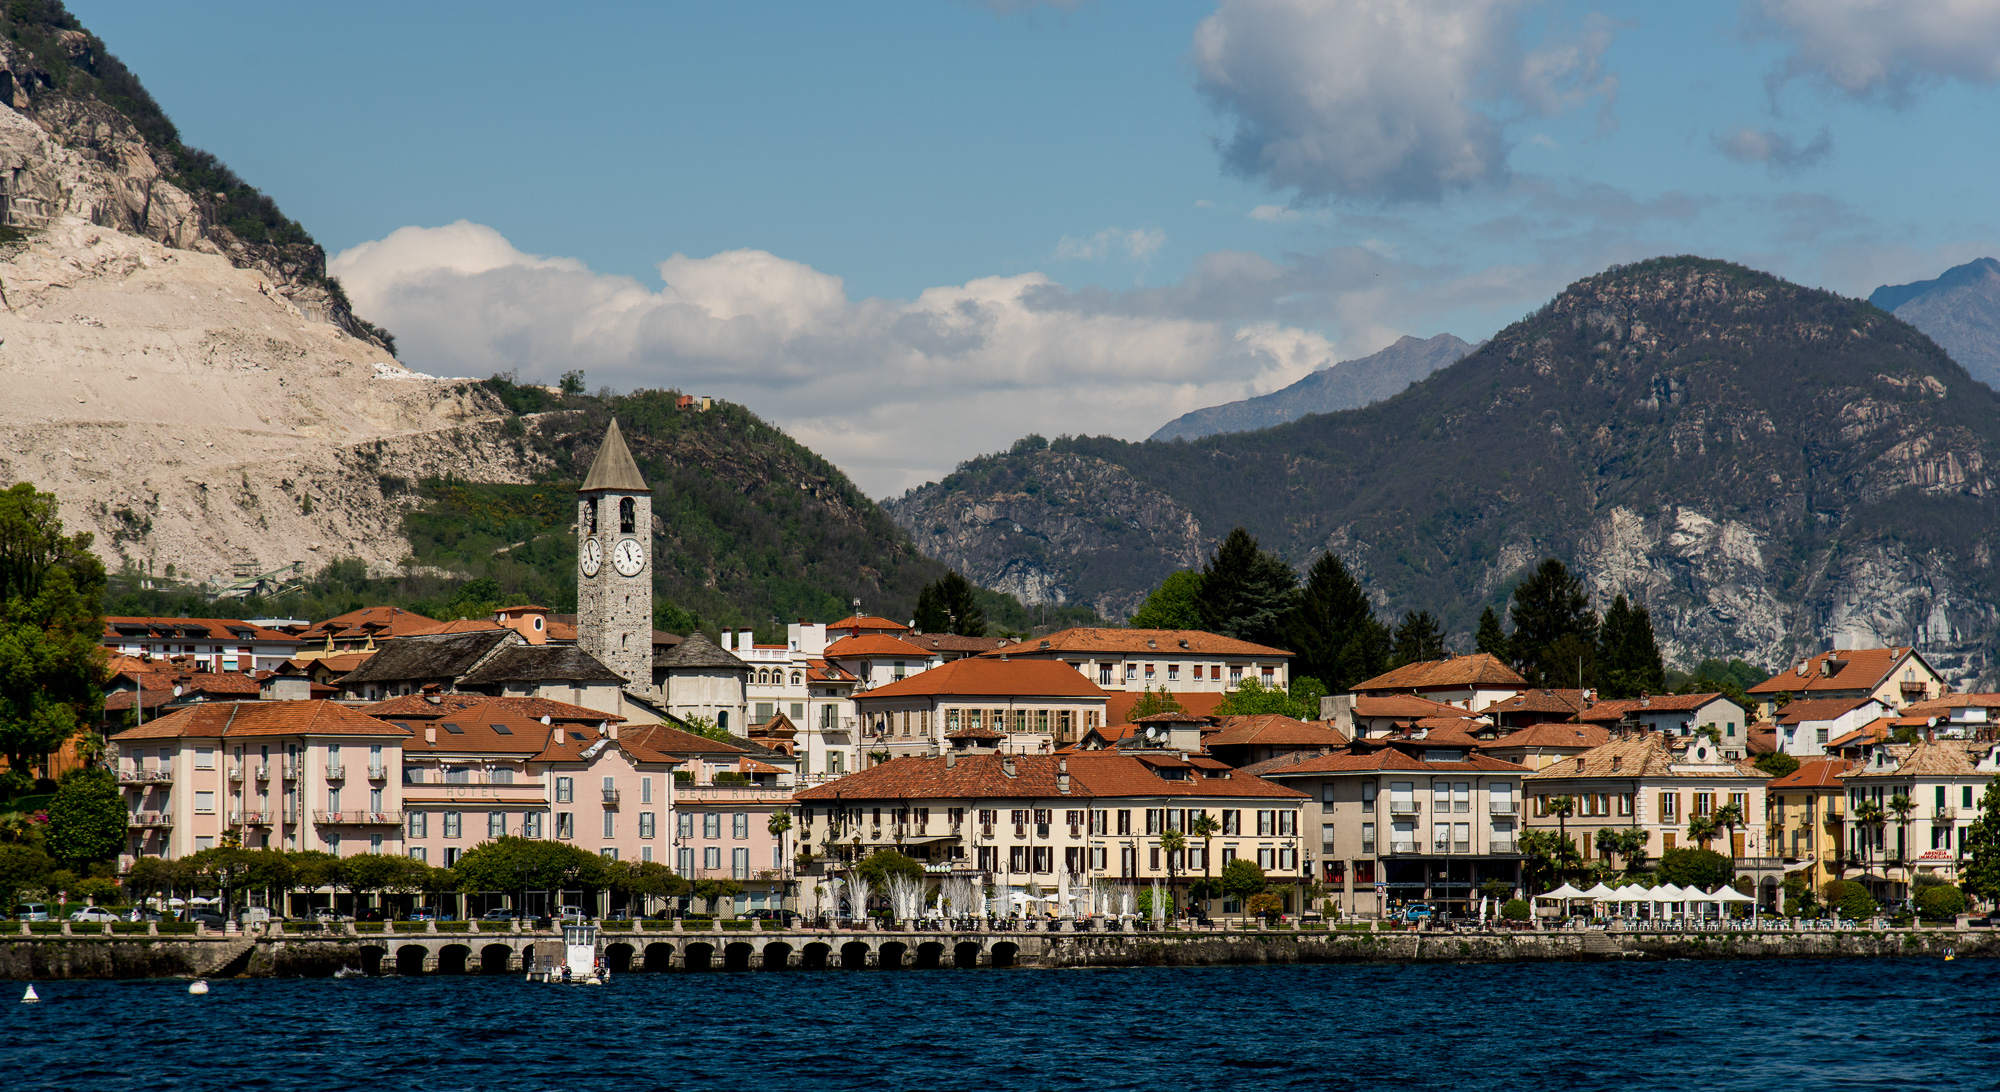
[1211,677,1325,720]
[1281,553,1389,692]
[1160,829,1186,919]
[1595,827,1650,872]
[1887,793,1917,863]
[184,847,258,919]
[913,571,986,637]
[1853,800,1886,874]
[1655,847,1733,889]
[123,855,177,907]
[1507,558,1598,689]
[854,848,923,891]
[44,768,125,868]
[1124,686,1185,722]
[1712,801,1746,859]
[1189,811,1220,913]
[558,369,586,396]
[1914,883,1966,921]
[1516,829,1581,893]
[1195,527,1297,649]
[0,483,108,790]
[1128,570,1205,630]
[334,853,421,916]
[1685,813,1720,851]
[1597,594,1666,699]
[1754,752,1801,778]
[1475,606,1510,663]
[1961,777,2000,906]
[1219,857,1267,905]
[1390,610,1447,667]
[1500,898,1532,921]
[677,713,735,742]
[0,843,52,907]
[1547,795,1576,873]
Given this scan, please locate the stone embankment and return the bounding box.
[1,923,1991,980]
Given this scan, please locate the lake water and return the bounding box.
[5,959,1995,1091]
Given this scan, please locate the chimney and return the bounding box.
[424,724,436,746]
[1058,756,1070,794]
[1611,756,1622,771]
[1002,755,1017,778]
[551,726,564,749]
[945,751,957,768]
[607,721,619,740]
[1574,756,1585,773]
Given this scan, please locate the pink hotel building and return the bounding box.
[110,697,792,913]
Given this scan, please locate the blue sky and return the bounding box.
[71,0,2000,495]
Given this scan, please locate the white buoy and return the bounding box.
[188,979,209,996]
[22,985,39,1003]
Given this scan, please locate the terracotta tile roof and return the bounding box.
[987,627,1293,659]
[102,689,174,711]
[904,633,1011,654]
[1775,696,1883,724]
[1350,694,1472,719]
[1901,693,2000,716]
[361,693,623,724]
[546,621,579,642]
[795,752,1068,800]
[533,728,682,765]
[1353,654,1526,692]
[1133,710,1216,724]
[405,618,505,636]
[804,659,853,684]
[1105,690,1228,724]
[1841,740,1986,779]
[854,658,1108,701]
[1252,749,1528,776]
[1207,715,1349,748]
[619,722,751,759]
[110,700,408,741]
[1063,752,1309,798]
[313,653,375,674]
[1577,692,1733,721]
[826,616,910,632]
[1491,722,1610,750]
[946,725,1006,740]
[1769,757,1853,789]
[1522,734,1764,781]
[824,634,935,659]
[1484,689,1588,717]
[1747,647,1922,695]
[399,712,585,756]
[738,758,786,775]
[1746,724,1777,755]
[295,606,443,641]
[1827,717,1896,749]
[103,617,298,643]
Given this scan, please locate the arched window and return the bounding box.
[619,497,635,533]
[790,672,802,686]
[587,498,599,535]
[717,711,729,732]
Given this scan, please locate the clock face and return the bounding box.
[580,537,602,577]
[613,537,645,577]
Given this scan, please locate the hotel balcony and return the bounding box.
[367,766,388,780]
[230,811,273,825]
[325,765,345,781]
[1388,801,1420,816]
[602,788,621,804]
[1489,800,1519,815]
[1489,839,1519,854]
[128,811,174,828]
[1388,840,1419,854]
[313,810,404,825]
[227,766,244,782]
[117,768,173,785]
[254,765,271,781]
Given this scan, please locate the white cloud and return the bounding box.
[1248,204,1299,222]
[1714,125,1833,173]
[1054,226,1166,261]
[332,223,1362,496]
[1750,0,2000,103]
[1192,0,1617,202]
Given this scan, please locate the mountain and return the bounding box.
[0,2,1085,640]
[1869,258,2000,391]
[889,256,2000,684]
[1150,333,1474,441]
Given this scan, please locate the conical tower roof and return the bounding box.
[579,418,649,492]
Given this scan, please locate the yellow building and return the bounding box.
[1765,757,1851,896]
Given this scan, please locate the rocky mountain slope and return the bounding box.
[1870,258,2000,391]
[891,257,2000,684]
[1149,333,1473,441]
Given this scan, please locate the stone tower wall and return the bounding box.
[577,490,654,689]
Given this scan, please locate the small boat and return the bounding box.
[1943,948,1956,962]
[528,923,605,984]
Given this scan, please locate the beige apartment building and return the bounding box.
[1839,739,2000,900]
[849,657,1110,763]
[985,628,1293,720]
[1765,757,1851,895]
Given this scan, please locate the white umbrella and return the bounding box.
[1710,885,1755,902]
[167,897,187,907]
[1538,883,1586,900]
[1651,883,1687,902]
[1581,883,1619,900]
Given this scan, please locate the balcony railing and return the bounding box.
[255,765,271,781]
[1389,840,1418,854]
[1935,806,1957,822]
[229,810,272,825]
[128,811,173,827]
[1388,801,1419,816]
[602,788,621,804]
[1321,841,1338,855]
[227,766,244,782]
[118,769,173,784]
[312,810,404,825]
[1490,839,1518,854]
[367,766,388,780]
[325,765,345,781]
[281,761,299,779]
[1489,800,1518,815]
[1361,841,1376,855]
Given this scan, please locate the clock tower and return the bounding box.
[577,418,653,690]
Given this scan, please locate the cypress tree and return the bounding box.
[914,571,986,636]
[912,582,949,634]
[1195,527,1297,648]
[1475,605,1510,663]
[1390,609,1447,667]
[1281,552,1389,691]
[1508,558,1598,688]
[1598,593,1666,698]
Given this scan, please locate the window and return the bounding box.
[641,777,653,805]
[556,813,574,839]
[195,835,215,851]
[1125,663,1139,682]
[1453,783,1471,813]
[1453,823,1470,854]
[1222,810,1239,836]
[600,848,618,861]
[1230,665,1243,684]
[1322,783,1337,804]
[555,777,573,803]
[1278,811,1295,836]
[371,788,384,812]
[1618,793,1634,817]
[1694,792,1714,817]
[733,847,750,878]
[408,811,428,838]
[1032,846,1052,873]
[443,811,462,839]
[1168,663,1180,682]
[1257,810,1275,836]
[1256,847,1274,869]
[1278,845,1295,870]
[1391,782,1415,814]
[1433,782,1450,814]
[703,812,722,839]
[1659,792,1680,821]
[1433,822,1450,852]
[523,812,544,838]
[1362,781,1378,808]
[1117,810,1132,835]
[327,788,341,813]
[194,747,214,770]
[490,811,506,839]
[1967,786,1977,809]
[619,496,635,533]
[705,846,721,870]
[409,847,427,863]
[678,812,694,838]
[640,812,656,839]
[194,791,215,814]
[603,811,615,838]
[1321,823,1337,851]
[1010,846,1027,873]
[1361,821,1376,854]
[791,702,804,719]
[677,847,695,876]
[733,812,750,839]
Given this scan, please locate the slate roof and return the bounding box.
[1353,654,1526,692]
[457,645,624,686]
[653,631,748,671]
[337,630,518,685]
[578,418,650,492]
[110,700,407,740]
[987,627,1292,658]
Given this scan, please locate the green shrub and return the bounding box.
[1501,898,1532,921]
[1836,884,1880,921]
[1914,884,1966,921]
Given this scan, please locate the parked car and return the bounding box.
[1399,903,1436,923]
[185,911,225,927]
[557,907,589,923]
[12,903,49,922]
[744,909,798,925]
[69,907,118,924]
[602,910,635,921]
[311,908,348,924]
[478,908,519,923]
[128,908,162,922]
[406,907,440,922]
[238,907,273,926]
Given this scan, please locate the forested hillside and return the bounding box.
[891,257,2000,682]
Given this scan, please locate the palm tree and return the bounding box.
[1548,795,1576,879]
[1852,800,1886,878]
[1160,829,1187,921]
[1712,802,1745,861]
[1686,813,1720,851]
[1188,811,1221,917]
[1887,793,1916,866]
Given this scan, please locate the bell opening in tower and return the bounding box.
[620,497,635,533]
[588,497,599,535]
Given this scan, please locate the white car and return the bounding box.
[69,907,118,923]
